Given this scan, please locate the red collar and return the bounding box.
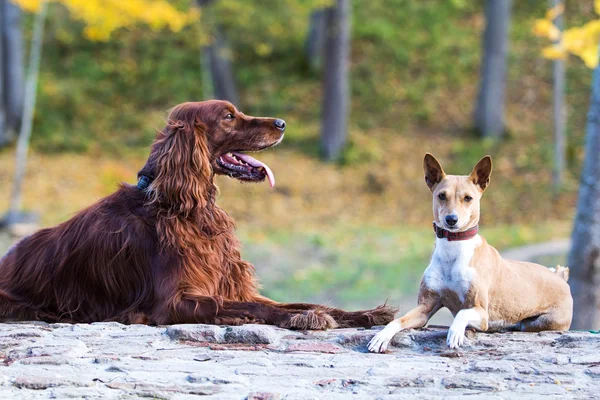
[433,223,479,241]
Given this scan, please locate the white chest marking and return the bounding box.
[423,235,481,302]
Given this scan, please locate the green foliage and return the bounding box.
[212,0,332,55]
[24,4,205,152]
[16,0,591,159]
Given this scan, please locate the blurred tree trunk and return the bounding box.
[1,0,24,147]
[6,0,47,225]
[551,0,565,188]
[474,0,511,138]
[321,0,350,161]
[305,9,325,71]
[2,0,24,138]
[568,55,600,330]
[3,1,24,129]
[0,1,6,147]
[205,30,238,104]
[196,0,238,104]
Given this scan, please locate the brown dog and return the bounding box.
[0,100,396,329]
[368,154,572,352]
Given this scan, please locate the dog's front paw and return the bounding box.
[446,326,466,349]
[367,323,400,353]
[368,319,402,353]
[279,310,338,330]
[367,332,391,353]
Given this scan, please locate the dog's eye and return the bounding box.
[464,196,473,202]
[225,113,235,120]
[438,193,446,201]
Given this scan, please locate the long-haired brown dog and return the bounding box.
[0,100,395,329]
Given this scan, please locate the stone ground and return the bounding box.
[0,322,598,399]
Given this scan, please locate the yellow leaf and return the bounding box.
[542,45,566,60]
[580,45,599,68]
[582,20,600,39]
[14,0,199,42]
[536,5,600,69]
[533,19,560,41]
[563,27,587,54]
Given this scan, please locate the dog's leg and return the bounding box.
[253,295,397,328]
[446,305,489,349]
[215,300,338,329]
[273,304,398,328]
[515,308,572,332]
[164,296,337,330]
[368,292,441,353]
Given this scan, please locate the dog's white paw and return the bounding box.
[368,320,402,353]
[367,329,393,353]
[446,326,466,349]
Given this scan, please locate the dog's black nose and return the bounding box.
[274,119,286,131]
[445,215,458,227]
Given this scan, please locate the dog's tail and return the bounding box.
[550,265,570,282]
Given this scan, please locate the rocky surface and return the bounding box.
[0,322,598,399]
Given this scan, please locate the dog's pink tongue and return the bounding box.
[231,152,275,187]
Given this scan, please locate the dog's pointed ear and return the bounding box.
[469,155,493,191]
[423,153,446,191]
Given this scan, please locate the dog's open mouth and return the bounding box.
[217,151,276,187]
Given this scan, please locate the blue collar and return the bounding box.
[137,175,152,190]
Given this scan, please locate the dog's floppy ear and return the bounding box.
[469,155,493,191]
[423,153,446,191]
[149,119,213,215]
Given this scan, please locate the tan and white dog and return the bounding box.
[368,154,573,352]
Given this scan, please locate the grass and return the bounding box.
[243,221,572,310]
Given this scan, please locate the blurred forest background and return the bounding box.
[0,0,598,322]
